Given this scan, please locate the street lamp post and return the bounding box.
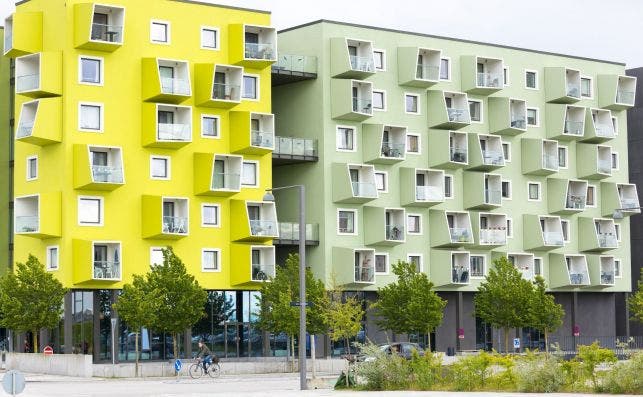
[263,185,307,390]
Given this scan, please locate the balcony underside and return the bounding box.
[271,68,317,86]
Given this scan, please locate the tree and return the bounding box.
[474,256,534,353]
[0,255,67,352]
[113,274,159,376]
[629,269,643,324]
[528,276,564,352]
[324,277,365,355]
[146,248,207,359]
[373,261,446,351]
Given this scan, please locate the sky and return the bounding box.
[1,0,642,68]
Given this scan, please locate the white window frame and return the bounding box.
[200,114,220,139]
[46,245,59,271]
[614,223,621,242]
[586,185,597,208]
[200,26,220,50]
[468,99,483,123]
[336,125,357,152]
[201,248,221,272]
[404,93,421,115]
[501,179,512,200]
[374,252,389,275]
[78,102,104,132]
[374,171,388,193]
[527,181,541,202]
[407,254,423,272]
[407,213,422,235]
[337,208,358,235]
[444,174,454,199]
[561,219,570,243]
[501,142,511,162]
[26,155,37,181]
[150,19,171,44]
[524,69,539,90]
[469,254,486,278]
[614,259,622,278]
[506,218,513,238]
[150,155,171,180]
[372,89,387,111]
[406,133,421,155]
[558,145,568,169]
[611,152,619,171]
[534,257,543,276]
[526,107,540,127]
[580,75,593,99]
[241,160,259,187]
[439,57,451,81]
[373,49,386,71]
[503,67,510,86]
[201,203,220,228]
[78,55,104,86]
[78,195,104,226]
[242,73,260,101]
[150,247,164,267]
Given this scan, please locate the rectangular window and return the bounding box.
[201,204,220,227]
[242,75,258,99]
[201,115,219,138]
[202,249,220,271]
[615,223,621,242]
[79,103,102,131]
[440,58,450,80]
[26,156,37,180]
[406,134,420,154]
[407,214,422,234]
[506,218,513,238]
[407,255,422,272]
[444,174,453,198]
[503,67,509,85]
[80,57,102,85]
[338,210,356,234]
[46,246,59,270]
[534,257,542,276]
[372,90,385,110]
[614,259,621,278]
[525,70,538,89]
[78,196,103,225]
[374,171,387,192]
[151,248,164,266]
[336,126,355,151]
[501,180,512,199]
[470,255,485,277]
[373,50,385,71]
[612,116,619,135]
[241,161,258,186]
[502,142,511,162]
[580,77,592,98]
[561,219,570,242]
[469,100,482,122]
[586,185,596,207]
[150,156,170,179]
[527,107,539,126]
[528,182,541,201]
[611,152,619,170]
[201,27,218,49]
[151,21,169,43]
[558,146,568,168]
[375,254,388,274]
[405,94,419,114]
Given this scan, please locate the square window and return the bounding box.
[151,21,169,43]
[581,77,592,98]
[501,180,512,199]
[375,254,388,274]
[528,182,541,201]
[502,142,511,162]
[373,50,385,71]
[26,156,37,180]
[79,103,102,131]
[611,152,619,170]
[336,126,355,151]
[202,249,220,271]
[338,210,356,234]
[201,116,219,138]
[80,57,102,84]
[561,219,570,242]
[406,134,420,154]
[444,175,453,198]
[374,171,387,192]
[558,146,568,168]
[242,75,258,99]
[440,58,450,80]
[202,204,220,227]
[470,255,485,277]
[614,259,621,278]
[407,214,421,234]
[586,185,596,207]
[151,247,164,267]
[201,27,218,49]
[506,218,513,238]
[241,161,258,186]
[408,255,422,272]
[78,196,103,225]
[525,70,538,89]
[150,156,170,179]
[527,108,539,126]
[372,90,386,110]
[469,100,482,122]
[405,94,419,113]
[46,246,59,270]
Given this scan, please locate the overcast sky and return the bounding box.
[2,0,642,67]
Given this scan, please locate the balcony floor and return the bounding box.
[271,68,317,86]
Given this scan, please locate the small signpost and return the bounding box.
[174,359,182,382]
[43,346,53,356]
[2,370,26,396]
[457,328,465,340]
[289,301,312,307]
[513,338,521,350]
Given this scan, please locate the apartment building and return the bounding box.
[272,20,638,353]
[4,0,278,360]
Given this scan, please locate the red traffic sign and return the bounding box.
[43,345,53,355]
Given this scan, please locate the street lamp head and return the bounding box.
[263,191,275,202]
[612,209,624,220]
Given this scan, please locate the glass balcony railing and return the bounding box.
[273,54,317,74]
[16,122,34,138]
[251,130,274,149]
[511,118,526,129]
[355,263,375,283]
[93,261,120,279]
[569,272,587,285]
[543,154,558,170]
[351,181,378,198]
[485,189,502,205]
[477,72,502,88]
[597,159,612,174]
[352,97,373,114]
[452,265,470,284]
[162,216,187,234]
[594,124,614,137]
[274,136,317,157]
[4,34,11,52]
[245,43,275,60]
[543,231,564,246]
[416,185,443,201]
[597,233,617,248]
[566,195,586,209]
[479,228,506,245]
[381,141,405,158]
[518,266,534,281]
[385,225,404,241]
[449,227,472,243]
[600,271,615,285]
[16,74,39,92]
[447,108,469,123]
[564,120,583,135]
[616,90,635,104]
[157,123,191,141]
[566,83,580,98]
[92,165,124,183]
[620,198,639,209]
[252,263,275,281]
[482,150,504,165]
[450,146,467,163]
[212,83,240,101]
[90,23,123,43]
[15,215,38,233]
[277,222,319,241]
[160,77,190,96]
[249,220,278,236]
[349,55,374,72]
[416,64,440,80]
[211,172,241,191]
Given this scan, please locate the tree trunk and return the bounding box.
[33,331,38,354]
[344,337,350,387]
[291,334,296,373]
[503,327,509,354]
[173,333,178,363]
[544,331,549,353]
[426,331,431,353]
[135,332,139,378]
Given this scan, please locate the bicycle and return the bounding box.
[188,357,221,379]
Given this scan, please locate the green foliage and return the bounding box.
[599,352,643,394]
[352,343,411,390]
[577,341,617,390]
[446,351,494,391]
[324,279,364,351]
[488,352,516,390]
[514,354,565,392]
[630,269,643,323]
[374,261,446,349]
[0,255,67,350]
[408,350,443,390]
[528,276,564,351]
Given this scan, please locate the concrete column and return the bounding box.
[111,290,120,364]
[92,291,101,362]
[455,292,463,351]
[184,328,192,358]
[64,292,73,354]
[39,329,48,352]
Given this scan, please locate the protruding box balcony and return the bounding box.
[363,124,406,164]
[142,58,191,104]
[521,138,558,176]
[364,207,406,246]
[488,97,527,135]
[598,74,636,110]
[430,210,474,248]
[463,172,502,210]
[74,3,125,52]
[582,108,615,143]
[141,196,189,239]
[231,200,278,242]
[331,79,373,121]
[546,104,586,141]
[330,37,375,79]
[472,212,507,248]
[229,24,277,68]
[14,193,61,239]
[332,247,376,286]
[427,90,471,129]
[332,163,378,204]
[400,168,444,207]
[429,130,468,169]
[545,67,581,103]
[73,145,124,191]
[15,98,62,146]
[274,222,319,246]
[431,251,471,287]
[548,178,588,215]
[141,103,192,148]
[505,253,536,281]
[195,64,243,108]
[579,217,618,252]
[273,136,318,164]
[586,255,616,288]
[576,144,612,180]
[461,55,503,95]
[230,112,274,155]
[523,214,564,251]
[4,12,43,57]
[397,47,441,87]
[601,182,640,217]
[72,240,121,284]
[230,244,276,286]
[15,52,62,98]
[193,153,241,197]
[467,134,504,171]
[550,254,590,288]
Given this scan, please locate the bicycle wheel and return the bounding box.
[207,363,221,378]
[188,363,203,379]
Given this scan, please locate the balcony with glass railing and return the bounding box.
[251,130,274,149]
[157,123,191,141]
[162,216,188,234]
[212,83,241,101]
[597,233,617,248]
[451,146,467,163]
[447,108,470,123]
[4,34,11,53]
[276,222,319,244]
[566,83,580,98]
[597,159,612,175]
[272,54,317,75]
[91,23,123,43]
[351,181,378,198]
[543,153,558,170]
[381,141,405,159]
[160,77,190,96]
[211,172,241,191]
[16,74,39,92]
[564,120,583,136]
[485,189,502,206]
[621,198,639,210]
[92,165,123,184]
[477,72,502,88]
[252,262,275,281]
[511,116,526,130]
[450,227,472,243]
[416,185,443,201]
[250,220,278,237]
[245,43,275,60]
[482,150,504,166]
[417,64,440,81]
[616,90,635,105]
[385,225,405,241]
[452,263,470,284]
[566,194,586,210]
[543,231,564,246]
[15,215,38,233]
[16,121,34,138]
[273,136,318,161]
[350,55,374,73]
[479,228,506,245]
[93,260,120,279]
[352,97,373,115]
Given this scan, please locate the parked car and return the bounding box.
[358,342,425,362]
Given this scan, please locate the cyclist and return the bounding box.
[196,339,213,371]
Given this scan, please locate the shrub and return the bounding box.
[488,353,516,390]
[408,350,443,390]
[577,342,617,391]
[514,354,565,393]
[353,343,411,390]
[599,352,643,395]
[446,351,494,391]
